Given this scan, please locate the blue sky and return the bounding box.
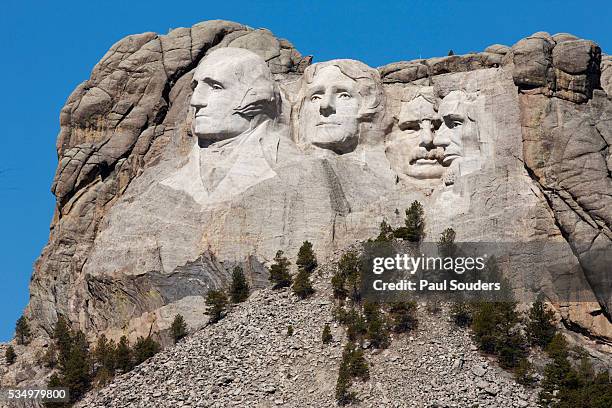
[1,0,610,341]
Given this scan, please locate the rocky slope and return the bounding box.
[76,265,541,408]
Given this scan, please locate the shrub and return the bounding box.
[15,316,31,345]
[292,268,314,299]
[374,220,394,242]
[322,323,333,344]
[115,336,133,373]
[450,302,473,327]
[526,295,556,348]
[286,325,294,336]
[205,290,229,323]
[5,345,16,365]
[171,314,188,343]
[296,240,317,273]
[514,358,536,386]
[133,336,160,366]
[386,301,418,333]
[269,250,292,289]
[229,265,250,303]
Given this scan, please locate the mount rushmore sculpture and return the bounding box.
[23,21,611,348]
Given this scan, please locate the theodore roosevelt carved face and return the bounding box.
[190,47,279,146]
[297,60,384,154]
[387,87,480,184]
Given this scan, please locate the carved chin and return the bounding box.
[310,127,358,154]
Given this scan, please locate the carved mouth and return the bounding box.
[415,158,440,165]
[316,122,341,126]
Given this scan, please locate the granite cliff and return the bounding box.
[4,21,610,389]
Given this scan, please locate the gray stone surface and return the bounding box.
[6,22,610,395]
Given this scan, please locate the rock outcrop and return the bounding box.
[7,21,609,395]
[75,265,542,408]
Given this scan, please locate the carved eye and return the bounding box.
[210,83,223,91]
[338,92,351,99]
[310,94,322,102]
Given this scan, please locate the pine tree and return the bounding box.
[403,200,425,242]
[115,336,133,373]
[364,301,390,349]
[171,314,188,343]
[292,268,314,299]
[205,290,229,323]
[286,325,294,336]
[53,316,72,367]
[374,220,394,242]
[322,323,333,344]
[269,250,292,289]
[5,345,16,365]
[92,335,116,374]
[387,301,418,333]
[450,301,473,327]
[448,49,455,56]
[229,265,250,303]
[337,251,362,303]
[526,295,557,348]
[437,227,457,257]
[296,240,317,273]
[61,330,92,403]
[15,316,31,345]
[133,336,160,366]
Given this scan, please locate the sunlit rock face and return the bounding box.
[23,21,611,349]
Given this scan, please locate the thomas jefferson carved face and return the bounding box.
[190,48,278,144]
[298,60,384,154]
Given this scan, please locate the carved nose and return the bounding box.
[419,120,434,147]
[319,95,335,117]
[190,84,208,109]
[434,125,451,148]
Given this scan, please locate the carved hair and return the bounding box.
[200,47,281,121]
[299,59,385,121]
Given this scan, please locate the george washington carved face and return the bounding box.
[190,47,279,145]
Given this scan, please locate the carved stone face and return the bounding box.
[301,65,362,153]
[190,48,277,144]
[436,91,468,168]
[387,95,448,179]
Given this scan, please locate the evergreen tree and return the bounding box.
[337,251,362,303]
[229,265,250,303]
[526,295,557,348]
[292,268,314,299]
[437,227,457,257]
[448,49,455,56]
[386,301,418,333]
[133,336,161,366]
[364,301,390,349]
[205,289,229,323]
[450,301,473,327]
[374,220,394,242]
[92,335,116,374]
[335,365,355,406]
[61,330,92,403]
[515,358,536,386]
[322,323,333,344]
[286,325,294,336]
[269,250,292,289]
[15,316,31,345]
[345,308,367,343]
[394,201,425,242]
[472,300,526,368]
[5,345,16,365]
[53,316,72,367]
[171,314,188,343]
[296,240,317,273]
[115,336,133,373]
[342,341,369,381]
